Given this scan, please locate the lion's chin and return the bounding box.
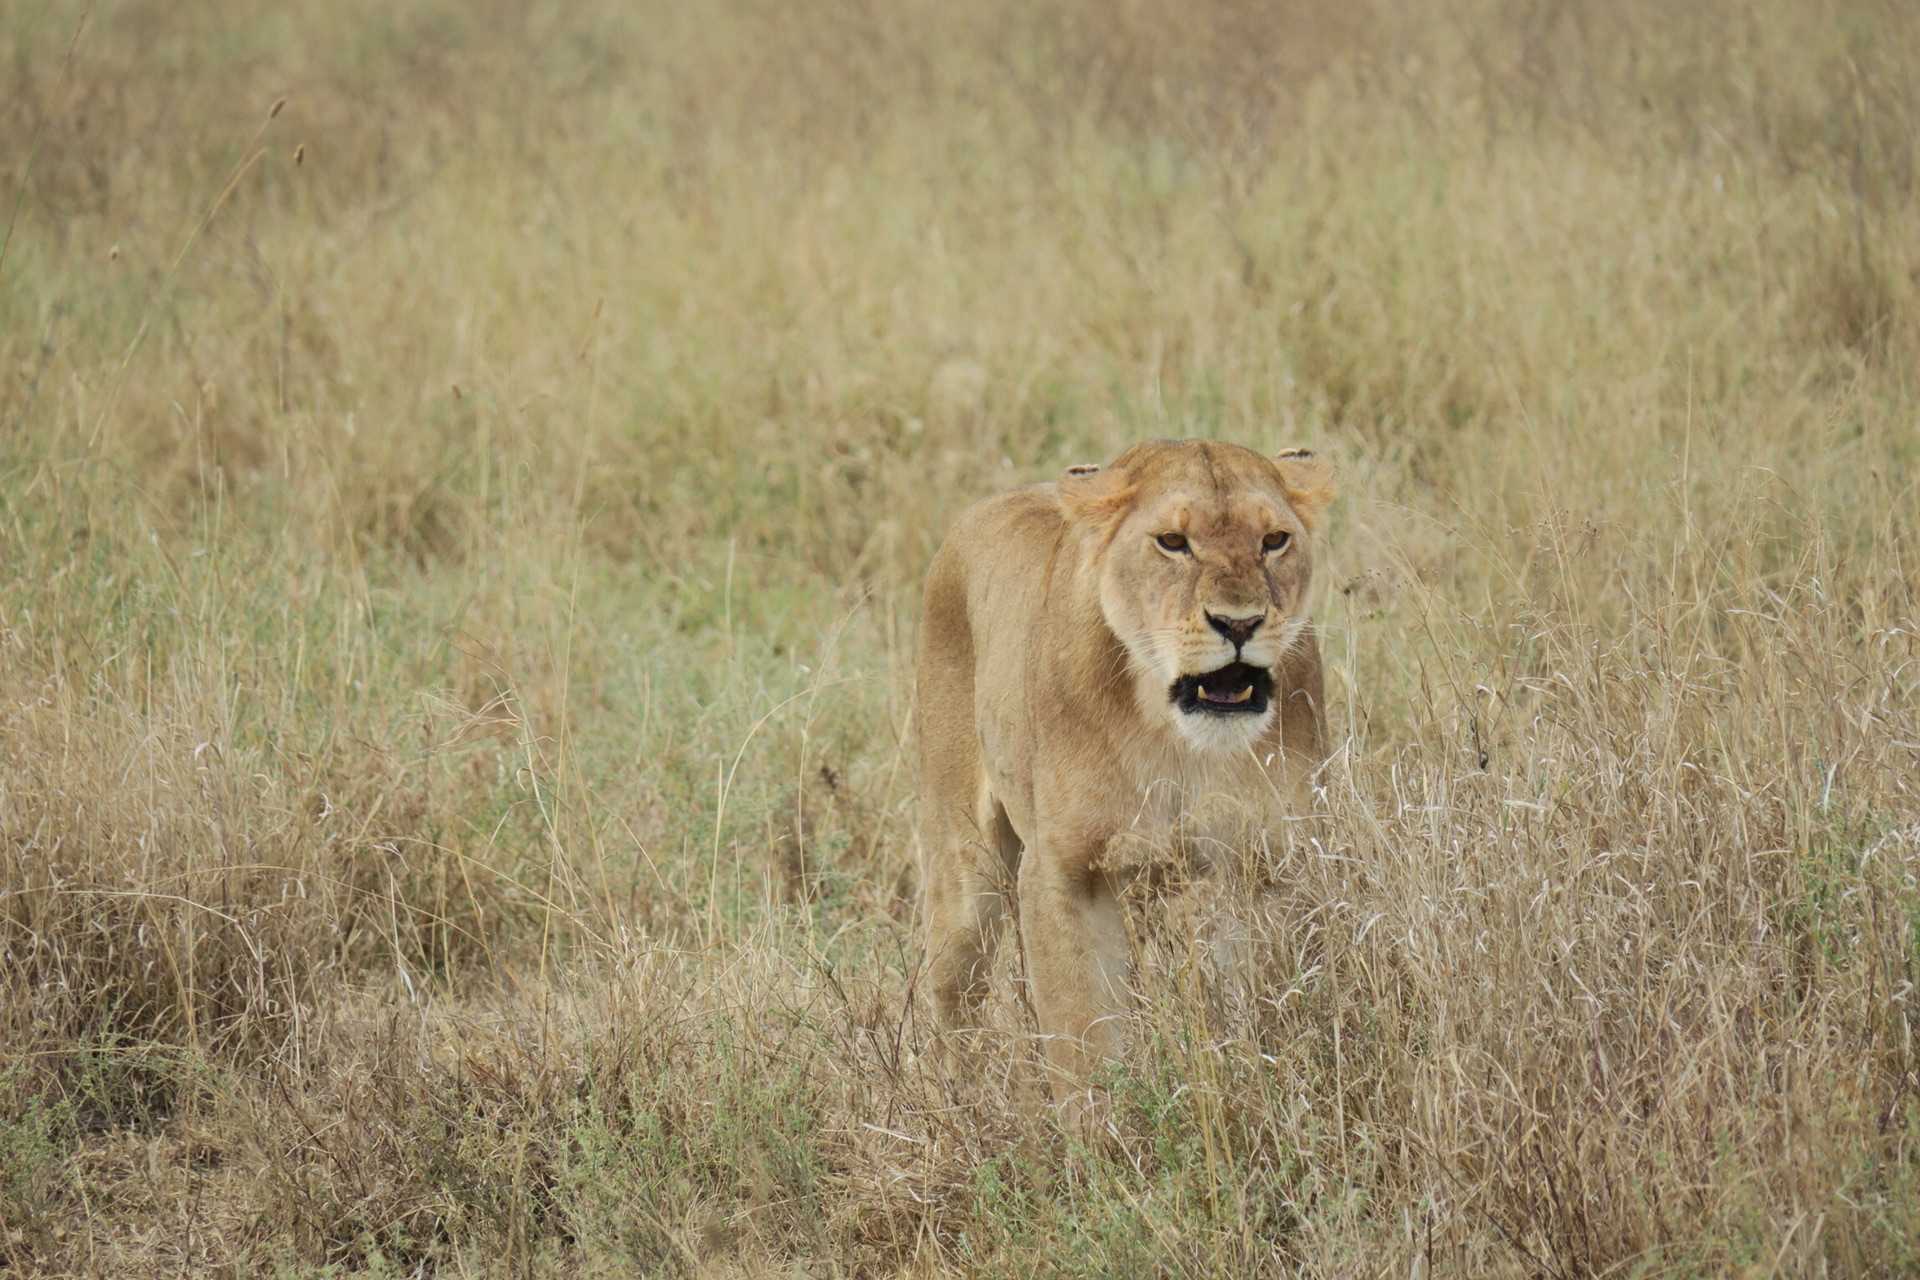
[1163,662,1276,753]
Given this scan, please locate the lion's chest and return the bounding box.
[1087,758,1278,879]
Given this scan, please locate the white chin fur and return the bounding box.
[1171,705,1275,755]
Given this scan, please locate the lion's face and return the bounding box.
[1060,440,1335,755]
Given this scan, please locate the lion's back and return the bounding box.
[921,482,1064,646]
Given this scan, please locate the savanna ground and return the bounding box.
[3,0,1919,1274]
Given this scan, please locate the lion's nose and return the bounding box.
[1206,612,1264,646]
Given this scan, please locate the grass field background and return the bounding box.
[4,0,1920,1273]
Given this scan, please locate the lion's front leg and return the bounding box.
[1017,841,1129,1117]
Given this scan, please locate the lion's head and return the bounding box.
[1059,439,1335,754]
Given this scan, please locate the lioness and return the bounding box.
[917,438,1334,1105]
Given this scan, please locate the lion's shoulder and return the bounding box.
[953,480,1062,536]
[935,482,1066,578]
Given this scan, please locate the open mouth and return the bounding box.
[1170,662,1273,717]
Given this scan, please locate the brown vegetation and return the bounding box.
[2,0,1918,1273]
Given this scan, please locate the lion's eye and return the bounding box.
[1155,532,1189,553]
[1262,530,1292,553]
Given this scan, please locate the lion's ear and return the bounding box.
[1058,461,1136,523]
[1274,448,1336,531]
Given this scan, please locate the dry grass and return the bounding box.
[3,0,1919,1274]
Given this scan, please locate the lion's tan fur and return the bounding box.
[916,438,1334,1107]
